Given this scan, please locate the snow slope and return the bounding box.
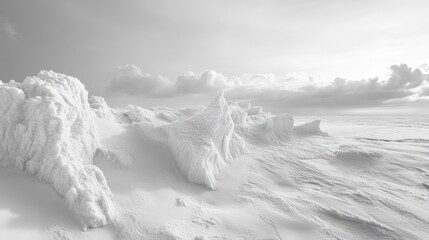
[294,120,328,136]
[1,71,429,240]
[0,71,114,229]
[139,93,248,189]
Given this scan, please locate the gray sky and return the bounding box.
[1,0,428,114]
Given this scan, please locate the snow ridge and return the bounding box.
[294,120,328,136]
[0,71,114,229]
[140,93,248,189]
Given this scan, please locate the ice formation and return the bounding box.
[229,104,248,125]
[123,105,203,124]
[0,71,114,229]
[89,96,113,120]
[294,120,328,136]
[140,93,248,189]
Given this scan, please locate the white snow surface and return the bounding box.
[139,93,248,189]
[1,71,429,240]
[89,96,113,120]
[0,71,114,229]
[294,119,328,136]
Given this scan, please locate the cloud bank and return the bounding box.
[107,64,429,111]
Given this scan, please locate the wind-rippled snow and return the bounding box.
[1,72,428,240]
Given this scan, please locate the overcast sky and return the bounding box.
[1,0,428,114]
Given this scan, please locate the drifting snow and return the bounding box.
[140,93,248,189]
[0,71,114,229]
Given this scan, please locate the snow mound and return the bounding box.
[123,105,203,125]
[140,93,248,189]
[334,145,382,164]
[294,120,328,136]
[124,105,159,123]
[89,96,113,120]
[263,114,294,140]
[237,113,294,144]
[0,71,114,229]
[229,104,248,125]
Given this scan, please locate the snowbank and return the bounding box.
[236,113,294,144]
[334,144,382,164]
[229,104,248,125]
[89,96,113,120]
[0,71,114,229]
[140,93,248,189]
[294,120,328,136]
[123,105,203,124]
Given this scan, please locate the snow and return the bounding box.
[139,92,248,189]
[294,119,328,136]
[1,71,429,240]
[0,71,114,230]
[89,96,113,120]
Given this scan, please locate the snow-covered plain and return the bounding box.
[1,72,428,240]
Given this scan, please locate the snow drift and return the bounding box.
[139,93,248,189]
[294,120,328,136]
[334,144,382,165]
[229,102,295,144]
[89,96,114,120]
[0,71,114,229]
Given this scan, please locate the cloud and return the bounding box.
[107,64,428,111]
[226,64,429,110]
[108,65,174,96]
[0,16,19,40]
[175,70,239,93]
[108,66,240,96]
[419,86,429,97]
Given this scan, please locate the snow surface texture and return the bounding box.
[140,93,248,189]
[0,71,114,229]
[89,96,113,120]
[334,144,383,166]
[229,101,296,144]
[294,119,328,136]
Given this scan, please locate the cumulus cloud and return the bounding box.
[108,65,174,95]
[108,65,315,96]
[175,70,239,93]
[108,64,428,111]
[108,66,240,96]
[231,64,428,108]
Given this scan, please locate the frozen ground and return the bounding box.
[1,73,429,240]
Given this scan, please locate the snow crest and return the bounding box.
[0,71,114,229]
[140,93,248,189]
[334,144,382,163]
[294,120,328,136]
[89,96,113,120]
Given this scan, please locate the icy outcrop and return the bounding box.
[0,71,114,229]
[89,96,113,120]
[265,115,294,139]
[229,105,248,125]
[124,105,159,123]
[254,114,294,143]
[124,105,203,125]
[140,93,248,189]
[236,113,294,144]
[294,120,328,136]
[247,106,262,115]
